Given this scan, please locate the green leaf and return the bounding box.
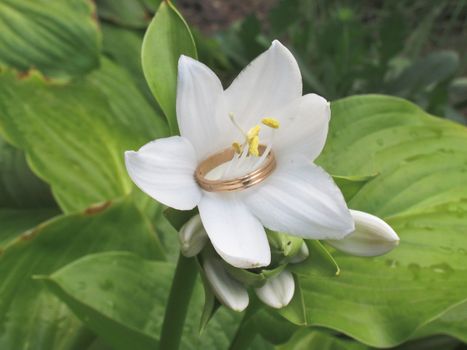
[283,95,467,347]
[163,207,198,231]
[289,240,340,277]
[0,208,56,248]
[0,0,100,78]
[41,251,241,350]
[0,136,55,208]
[414,300,467,343]
[142,0,197,133]
[101,24,158,105]
[0,137,58,247]
[252,308,297,345]
[277,274,307,326]
[96,0,159,29]
[0,61,167,213]
[332,174,377,202]
[277,329,369,350]
[386,51,459,98]
[0,198,164,349]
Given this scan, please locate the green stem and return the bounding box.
[228,303,259,350]
[159,253,198,350]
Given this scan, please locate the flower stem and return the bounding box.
[228,303,259,350]
[159,253,198,350]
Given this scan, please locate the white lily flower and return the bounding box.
[255,269,295,309]
[327,210,400,256]
[203,255,249,312]
[125,40,354,269]
[179,215,208,257]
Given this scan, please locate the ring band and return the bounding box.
[195,145,276,192]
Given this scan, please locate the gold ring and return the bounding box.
[195,145,276,192]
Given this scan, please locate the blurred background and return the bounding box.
[98,0,467,124]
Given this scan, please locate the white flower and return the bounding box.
[327,210,400,256]
[125,40,354,269]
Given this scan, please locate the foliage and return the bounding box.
[215,0,467,124]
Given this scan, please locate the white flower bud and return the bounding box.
[255,269,295,309]
[288,242,309,264]
[203,256,249,312]
[327,210,400,257]
[179,215,208,257]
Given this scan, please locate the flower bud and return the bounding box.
[327,210,400,257]
[203,256,249,312]
[288,242,309,264]
[179,215,208,257]
[255,269,295,309]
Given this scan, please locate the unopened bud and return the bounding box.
[255,269,295,309]
[288,242,309,264]
[203,256,249,312]
[179,215,208,257]
[327,210,400,257]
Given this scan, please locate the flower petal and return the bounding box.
[203,255,249,312]
[225,40,302,129]
[198,192,271,268]
[125,136,201,210]
[255,269,295,309]
[272,93,330,161]
[177,55,228,160]
[243,158,354,239]
[327,210,400,256]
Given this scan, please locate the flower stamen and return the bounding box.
[262,117,280,129]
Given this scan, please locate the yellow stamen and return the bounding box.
[262,117,280,129]
[232,142,242,154]
[248,136,260,156]
[247,125,260,142]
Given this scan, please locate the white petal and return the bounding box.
[327,210,400,256]
[177,55,228,160]
[225,40,302,129]
[125,136,201,210]
[255,270,295,309]
[243,158,354,240]
[179,215,208,257]
[198,192,271,268]
[203,256,249,312]
[272,94,330,161]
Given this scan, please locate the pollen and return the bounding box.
[232,142,242,154]
[262,117,280,129]
[248,136,260,156]
[247,125,260,142]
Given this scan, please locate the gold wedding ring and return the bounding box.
[195,145,276,192]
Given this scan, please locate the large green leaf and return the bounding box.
[96,0,160,29]
[413,300,467,343]
[0,0,100,78]
[280,95,467,347]
[278,329,369,350]
[41,251,241,350]
[0,137,58,246]
[0,199,164,349]
[0,61,167,213]
[142,0,197,133]
[0,137,54,208]
[101,24,156,105]
[0,208,56,248]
